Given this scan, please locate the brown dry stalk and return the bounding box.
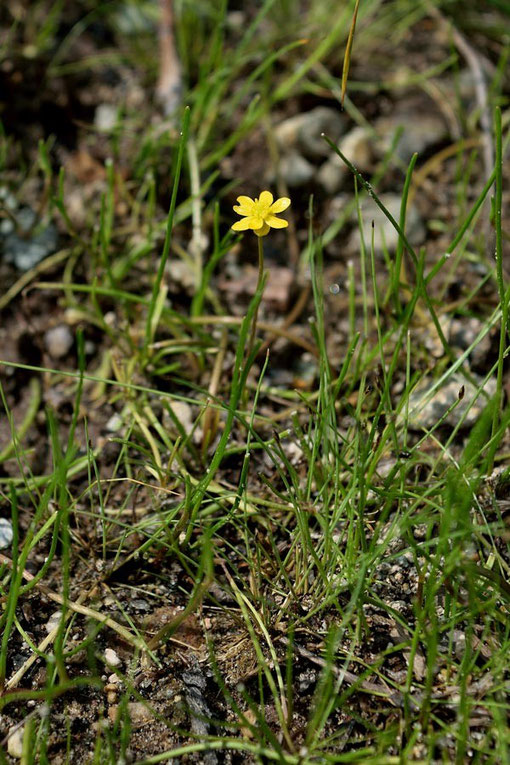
[156,0,182,116]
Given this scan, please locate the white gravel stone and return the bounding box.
[7,726,24,758]
[106,413,123,432]
[164,400,194,436]
[44,325,73,359]
[104,648,121,667]
[94,103,117,132]
[45,611,62,634]
[0,517,13,549]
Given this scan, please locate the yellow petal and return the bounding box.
[231,217,252,231]
[255,222,270,237]
[236,195,255,211]
[233,204,252,215]
[269,197,291,213]
[233,215,264,231]
[258,190,273,207]
[266,215,288,229]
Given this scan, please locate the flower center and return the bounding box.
[252,198,271,219]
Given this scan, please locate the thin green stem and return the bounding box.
[491,106,507,456]
[245,235,265,365]
[144,107,190,356]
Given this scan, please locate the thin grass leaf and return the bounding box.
[341,0,361,108]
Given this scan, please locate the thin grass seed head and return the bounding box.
[231,190,291,237]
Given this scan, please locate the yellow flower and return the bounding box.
[231,190,291,237]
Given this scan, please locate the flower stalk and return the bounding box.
[245,235,265,364]
[230,190,291,368]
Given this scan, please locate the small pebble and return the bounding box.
[317,127,371,193]
[226,10,245,30]
[275,107,345,158]
[407,373,497,429]
[94,103,117,132]
[448,317,492,371]
[340,126,372,169]
[45,611,62,634]
[7,726,24,758]
[164,401,194,436]
[0,517,13,549]
[128,701,154,723]
[105,414,123,432]
[131,598,150,612]
[108,701,153,725]
[3,207,58,271]
[347,193,424,254]
[279,152,315,187]
[44,325,73,359]
[104,648,121,667]
[375,105,448,163]
[318,154,346,194]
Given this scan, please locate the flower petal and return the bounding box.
[231,217,252,231]
[258,190,273,207]
[266,215,289,229]
[269,197,291,213]
[232,215,264,231]
[236,195,255,212]
[233,204,252,215]
[255,222,271,237]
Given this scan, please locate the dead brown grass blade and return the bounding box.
[341,0,360,108]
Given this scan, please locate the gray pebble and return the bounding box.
[348,193,424,253]
[340,126,372,169]
[318,126,373,193]
[3,207,58,271]
[448,317,492,371]
[375,106,448,164]
[317,154,346,194]
[0,518,13,549]
[131,598,150,612]
[406,373,497,429]
[279,151,315,187]
[275,106,345,158]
